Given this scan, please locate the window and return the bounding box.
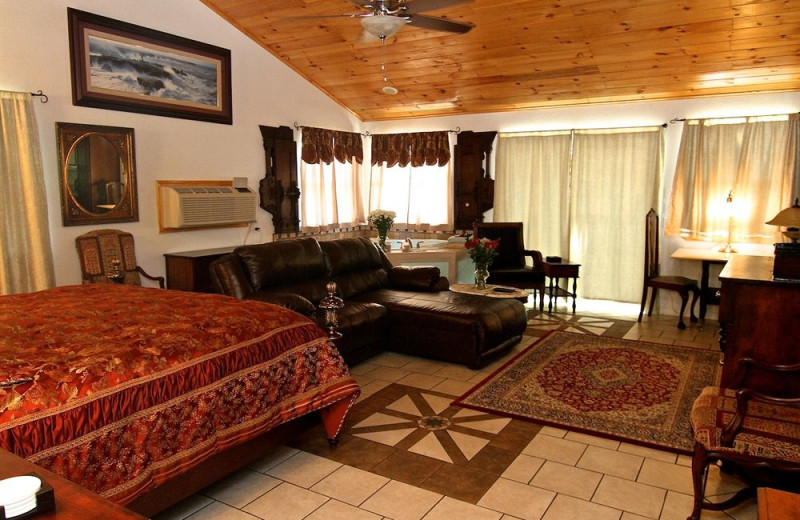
[367,131,453,229]
[665,114,799,243]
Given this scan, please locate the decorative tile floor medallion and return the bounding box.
[290,383,543,503]
[527,310,634,337]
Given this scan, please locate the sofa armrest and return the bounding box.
[210,254,255,299]
[523,249,544,270]
[244,292,317,317]
[388,266,445,292]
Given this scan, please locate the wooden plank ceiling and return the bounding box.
[199,0,800,121]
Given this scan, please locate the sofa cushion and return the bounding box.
[236,238,327,292]
[388,266,442,291]
[320,237,389,298]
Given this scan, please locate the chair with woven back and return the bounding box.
[75,229,164,288]
[473,222,546,310]
[639,208,699,329]
[688,357,800,520]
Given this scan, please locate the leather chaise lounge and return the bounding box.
[210,236,527,368]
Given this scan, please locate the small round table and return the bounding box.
[449,283,530,302]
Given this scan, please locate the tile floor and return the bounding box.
[154,298,757,520]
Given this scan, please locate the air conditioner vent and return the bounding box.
[161,185,257,228]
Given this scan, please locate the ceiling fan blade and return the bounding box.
[407,13,473,33]
[404,0,474,14]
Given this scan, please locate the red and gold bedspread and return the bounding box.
[0,284,359,504]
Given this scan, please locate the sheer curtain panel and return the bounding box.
[665,114,799,243]
[0,91,55,294]
[495,132,572,258]
[570,127,662,302]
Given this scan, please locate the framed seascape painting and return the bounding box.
[68,8,232,125]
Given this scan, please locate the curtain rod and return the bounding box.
[670,112,799,124]
[293,122,460,137]
[30,90,48,103]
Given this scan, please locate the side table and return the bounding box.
[543,260,581,313]
[164,246,237,292]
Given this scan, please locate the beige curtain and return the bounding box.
[367,132,454,229]
[300,127,365,232]
[495,131,572,257]
[665,114,799,243]
[495,126,662,303]
[0,91,54,294]
[570,127,662,301]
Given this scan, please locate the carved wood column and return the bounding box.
[453,131,497,231]
[259,125,299,234]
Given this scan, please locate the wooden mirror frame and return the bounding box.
[57,122,138,226]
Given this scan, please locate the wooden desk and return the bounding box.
[670,248,732,322]
[0,450,145,520]
[543,260,581,313]
[758,488,800,519]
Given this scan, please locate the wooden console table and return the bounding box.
[0,449,145,520]
[543,260,581,313]
[164,246,236,292]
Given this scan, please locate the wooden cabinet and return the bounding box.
[164,246,236,293]
[0,449,145,520]
[719,255,800,394]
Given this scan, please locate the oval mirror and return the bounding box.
[57,123,138,226]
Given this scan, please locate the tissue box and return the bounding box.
[0,474,54,520]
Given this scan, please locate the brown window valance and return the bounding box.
[301,127,363,165]
[371,131,451,167]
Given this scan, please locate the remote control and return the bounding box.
[492,287,516,293]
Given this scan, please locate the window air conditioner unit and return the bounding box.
[161,185,257,228]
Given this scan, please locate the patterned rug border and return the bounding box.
[453,331,722,455]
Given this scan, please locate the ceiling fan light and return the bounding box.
[360,15,407,39]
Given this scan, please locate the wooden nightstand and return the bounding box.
[164,246,236,292]
[543,260,581,313]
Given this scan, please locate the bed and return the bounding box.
[0,284,360,515]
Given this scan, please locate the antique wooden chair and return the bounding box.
[473,222,546,310]
[75,229,164,288]
[639,209,699,329]
[688,358,800,520]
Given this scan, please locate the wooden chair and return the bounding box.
[639,209,699,329]
[688,358,800,520]
[473,222,546,310]
[75,229,164,288]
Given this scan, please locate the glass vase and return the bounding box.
[474,264,489,290]
[378,232,390,252]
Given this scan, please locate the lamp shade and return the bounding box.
[360,15,408,39]
[766,198,800,228]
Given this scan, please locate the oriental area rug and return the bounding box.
[453,331,722,454]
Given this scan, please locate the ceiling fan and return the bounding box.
[286,0,474,41]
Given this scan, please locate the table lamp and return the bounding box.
[766,198,800,242]
[719,190,736,253]
[766,198,800,279]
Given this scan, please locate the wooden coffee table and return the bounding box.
[450,283,530,302]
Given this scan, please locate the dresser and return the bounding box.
[719,255,800,394]
[164,246,236,293]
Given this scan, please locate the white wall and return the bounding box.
[1,0,358,286]
[364,92,800,315]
